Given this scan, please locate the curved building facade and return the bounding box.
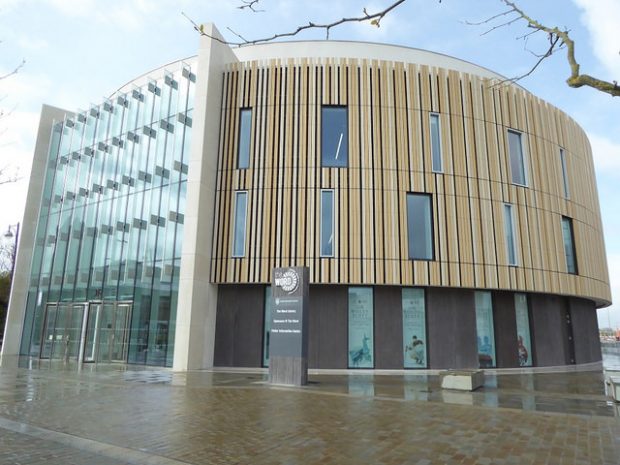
[2,25,611,370]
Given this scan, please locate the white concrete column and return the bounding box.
[173,24,238,371]
[1,105,68,361]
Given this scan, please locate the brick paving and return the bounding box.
[0,359,618,465]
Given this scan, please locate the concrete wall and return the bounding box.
[308,286,348,369]
[214,284,264,367]
[427,288,478,369]
[570,297,602,364]
[493,292,519,368]
[374,286,404,369]
[530,294,570,366]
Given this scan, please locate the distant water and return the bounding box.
[602,342,620,371]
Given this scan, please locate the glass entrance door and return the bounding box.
[82,302,132,363]
[40,303,86,361]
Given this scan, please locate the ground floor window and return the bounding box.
[402,288,427,368]
[475,291,496,368]
[514,293,532,367]
[348,287,374,368]
[263,286,272,367]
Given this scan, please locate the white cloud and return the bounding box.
[573,0,620,78]
[588,133,620,173]
[17,36,49,52]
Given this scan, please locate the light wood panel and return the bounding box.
[211,58,611,306]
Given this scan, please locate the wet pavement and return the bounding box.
[0,355,618,465]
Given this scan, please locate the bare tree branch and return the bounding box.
[0,59,25,81]
[237,0,265,13]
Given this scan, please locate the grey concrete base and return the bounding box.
[269,356,308,386]
[440,370,485,391]
[607,377,620,402]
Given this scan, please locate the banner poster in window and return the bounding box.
[263,286,272,367]
[514,293,532,367]
[402,288,427,368]
[348,287,374,368]
[475,291,496,368]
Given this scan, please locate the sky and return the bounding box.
[0,0,618,328]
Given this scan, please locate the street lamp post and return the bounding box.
[4,222,20,283]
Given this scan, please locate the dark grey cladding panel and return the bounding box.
[569,298,602,364]
[308,285,348,369]
[529,294,569,366]
[427,288,478,369]
[214,284,264,367]
[374,286,403,369]
[493,291,519,368]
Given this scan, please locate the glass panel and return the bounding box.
[475,291,496,368]
[320,190,334,256]
[51,304,70,359]
[508,129,527,185]
[84,304,101,362]
[402,288,426,368]
[560,148,570,198]
[112,304,130,361]
[348,287,373,368]
[406,194,433,260]
[430,113,442,172]
[232,192,248,257]
[263,286,272,367]
[561,216,577,274]
[321,106,348,167]
[504,204,517,266]
[515,294,532,367]
[238,108,252,169]
[40,304,57,359]
[97,303,115,362]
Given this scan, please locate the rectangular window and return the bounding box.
[263,286,272,367]
[402,288,427,368]
[320,190,334,256]
[238,108,252,169]
[475,291,496,368]
[348,287,373,368]
[559,148,570,199]
[507,129,527,186]
[503,204,518,266]
[514,293,532,367]
[321,106,348,167]
[430,113,442,172]
[406,193,434,260]
[561,216,578,274]
[232,191,248,257]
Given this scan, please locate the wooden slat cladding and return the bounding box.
[211,58,611,305]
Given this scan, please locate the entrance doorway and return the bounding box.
[39,301,132,363]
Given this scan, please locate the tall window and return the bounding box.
[263,286,272,367]
[507,129,527,186]
[232,191,248,257]
[348,287,374,368]
[430,113,442,172]
[238,108,252,169]
[406,193,434,260]
[321,106,348,167]
[514,293,532,367]
[475,291,496,368]
[561,216,578,274]
[559,148,570,199]
[503,204,518,266]
[320,190,334,256]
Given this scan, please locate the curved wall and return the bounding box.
[210,50,610,307]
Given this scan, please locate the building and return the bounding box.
[1,25,611,371]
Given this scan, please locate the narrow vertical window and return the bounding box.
[321,106,348,167]
[507,129,527,186]
[238,108,252,169]
[430,113,442,172]
[514,293,532,367]
[402,288,427,368]
[232,191,247,257]
[406,193,434,260]
[503,204,518,266]
[475,291,496,368]
[561,216,578,274]
[263,286,272,367]
[559,148,570,199]
[320,190,334,257]
[348,287,374,368]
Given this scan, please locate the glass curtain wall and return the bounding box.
[19,64,196,367]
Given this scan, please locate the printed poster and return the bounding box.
[348,287,374,368]
[402,288,427,368]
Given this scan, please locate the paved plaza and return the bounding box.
[0,357,618,465]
